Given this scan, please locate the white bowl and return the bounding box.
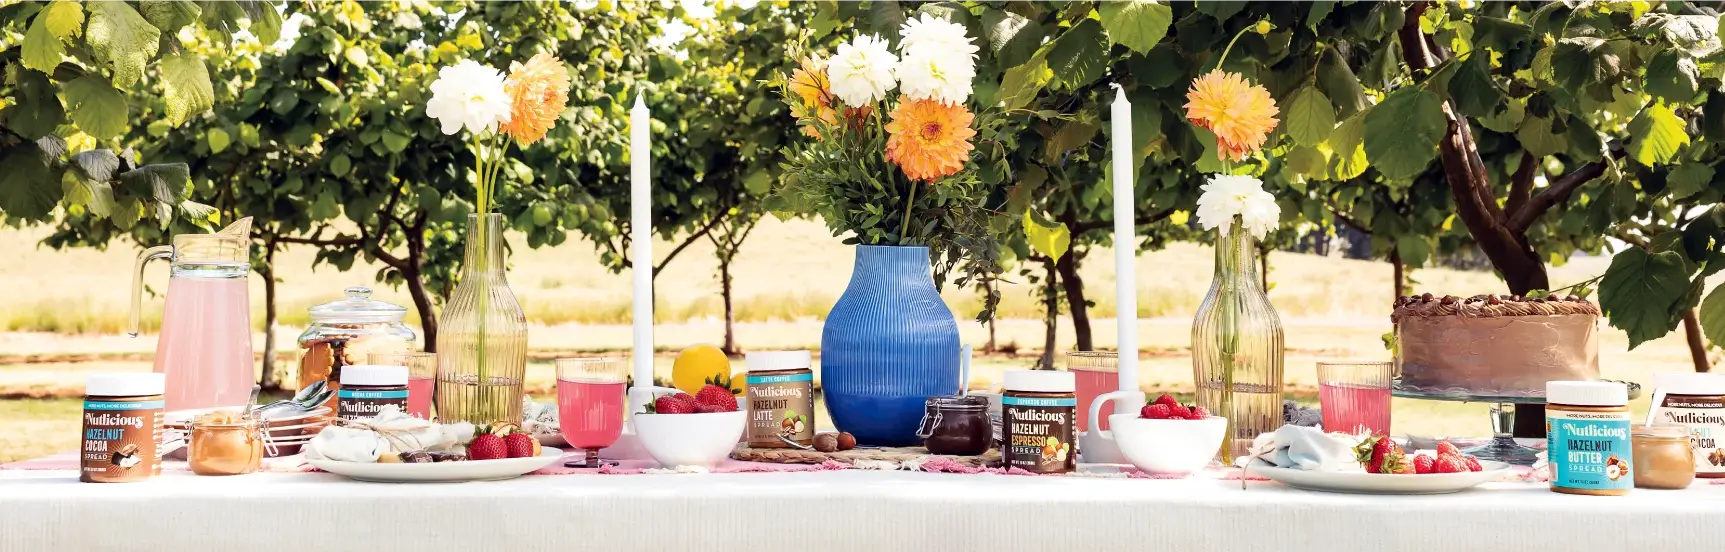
[632,411,747,469]
[1107,414,1228,475]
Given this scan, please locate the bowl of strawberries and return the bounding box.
[633,385,747,469]
[1106,394,1228,475]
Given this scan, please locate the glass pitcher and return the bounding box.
[130,218,255,411]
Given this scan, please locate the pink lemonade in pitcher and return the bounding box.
[557,379,626,449]
[1074,368,1119,432]
[407,376,435,419]
[1318,382,1392,435]
[132,218,256,412]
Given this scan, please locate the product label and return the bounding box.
[79,399,163,483]
[1547,409,1633,492]
[1003,394,1075,474]
[1652,394,1725,474]
[338,388,408,420]
[746,372,814,447]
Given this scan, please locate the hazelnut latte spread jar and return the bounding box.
[80,373,165,483]
[1003,370,1076,474]
[338,364,409,421]
[1547,381,1633,495]
[745,350,815,448]
[1648,372,1725,477]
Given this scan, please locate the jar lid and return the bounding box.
[1004,370,1075,393]
[927,394,989,410]
[1547,381,1627,406]
[308,286,408,324]
[86,373,165,397]
[340,364,409,386]
[1634,424,1689,439]
[746,350,811,372]
[1653,372,1725,396]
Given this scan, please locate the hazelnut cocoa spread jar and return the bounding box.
[916,395,991,456]
[1003,371,1076,474]
[1648,372,1725,477]
[80,373,165,483]
[1547,381,1633,495]
[1632,424,1695,490]
[337,364,409,421]
[745,350,815,448]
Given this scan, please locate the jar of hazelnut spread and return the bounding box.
[1632,424,1695,490]
[80,373,165,483]
[1003,371,1076,474]
[745,350,815,448]
[337,365,409,421]
[916,395,991,456]
[1547,381,1633,495]
[1648,372,1725,477]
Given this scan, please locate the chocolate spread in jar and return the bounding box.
[80,373,165,483]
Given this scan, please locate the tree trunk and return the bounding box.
[1056,250,1092,351]
[1259,242,1272,291]
[1039,258,1059,370]
[719,256,738,356]
[259,238,280,392]
[1392,249,1406,299]
[984,280,998,353]
[1684,308,1711,373]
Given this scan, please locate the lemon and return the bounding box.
[671,345,737,396]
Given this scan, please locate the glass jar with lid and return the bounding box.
[916,395,993,456]
[1633,424,1695,490]
[297,287,416,411]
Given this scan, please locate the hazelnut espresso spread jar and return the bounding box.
[1648,372,1725,477]
[1003,371,1076,474]
[338,364,409,421]
[80,373,165,483]
[1547,381,1633,495]
[745,350,814,448]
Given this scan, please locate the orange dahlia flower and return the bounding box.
[789,56,840,139]
[500,53,572,145]
[885,98,976,182]
[1185,69,1279,161]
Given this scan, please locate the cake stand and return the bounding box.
[1391,380,1641,466]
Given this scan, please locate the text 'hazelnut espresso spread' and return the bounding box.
[1003,370,1076,474]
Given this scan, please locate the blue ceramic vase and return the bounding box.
[821,245,961,446]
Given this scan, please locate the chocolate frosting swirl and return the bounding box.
[1392,293,1600,321]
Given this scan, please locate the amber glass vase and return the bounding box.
[1192,219,1285,465]
[435,213,528,425]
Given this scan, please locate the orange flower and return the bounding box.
[1185,69,1279,161]
[885,98,976,182]
[789,56,840,139]
[500,53,571,145]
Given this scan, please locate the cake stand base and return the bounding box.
[1461,404,1542,465]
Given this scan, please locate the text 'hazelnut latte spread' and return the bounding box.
[745,350,814,448]
[1003,370,1076,474]
[80,373,165,483]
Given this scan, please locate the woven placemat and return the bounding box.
[732,445,999,467]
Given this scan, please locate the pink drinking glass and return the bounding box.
[1317,361,1394,435]
[556,358,628,468]
[369,352,437,420]
[1068,351,1120,432]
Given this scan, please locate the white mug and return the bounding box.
[1081,390,1143,464]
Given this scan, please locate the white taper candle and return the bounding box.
[630,93,654,412]
[1110,84,1140,407]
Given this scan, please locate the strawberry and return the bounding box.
[1188,406,1210,420]
[503,433,536,458]
[1436,440,1462,458]
[695,384,737,409]
[1153,394,1181,408]
[1412,454,1436,474]
[1390,451,1416,474]
[1140,404,1173,419]
[1464,456,1483,472]
[652,394,697,414]
[1354,435,1405,474]
[468,434,507,461]
[1434,454,1470,474]
[1167,403,1192,419]
[697,403,729,413]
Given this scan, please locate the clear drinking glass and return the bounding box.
[1316,361,1394,435]
[370,352,437,420]
[556,357,628,468]
[1067,352,1119,432]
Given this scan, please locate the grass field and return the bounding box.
[0,218,1700,463]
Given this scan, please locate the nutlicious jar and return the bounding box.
[189,411,264,476]
[745,350,815,448]
[337,365,409,421]
[298,287,415,412]
[1632,424,1695,490]
[80,373,165,483]
[916,395,992,456]
[1648,372,1725,477]
[1003,370,1076,474]
[1547,381,1633,495]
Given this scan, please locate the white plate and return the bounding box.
[307,448,563,483]
[1251,461,1512,494]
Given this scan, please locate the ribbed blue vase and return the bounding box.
[821,245,961,446]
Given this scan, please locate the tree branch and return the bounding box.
[1318,196,1371,234]
[1505,152,1537,216]
[1070,208,1178,234]
[650,214,725,277]
[1507,154,1616,234]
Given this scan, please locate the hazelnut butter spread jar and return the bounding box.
[337,365,409,421]
[1648,372,1725,477]
[1547,381,1633,495]
[80,373,166,483]
[745,350,815,448]
[1003,370,1076,474]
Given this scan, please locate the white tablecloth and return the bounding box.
[0,469,1720,552]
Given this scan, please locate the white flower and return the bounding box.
[899,13,978,59]
[424,60,513,136]
[897,48,975,105]
[826,34,898,107]
[1196,175,1281,239]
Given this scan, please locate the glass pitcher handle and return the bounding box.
[129,245,173,337]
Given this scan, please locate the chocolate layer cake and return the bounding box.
[1392,294,1600,397]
